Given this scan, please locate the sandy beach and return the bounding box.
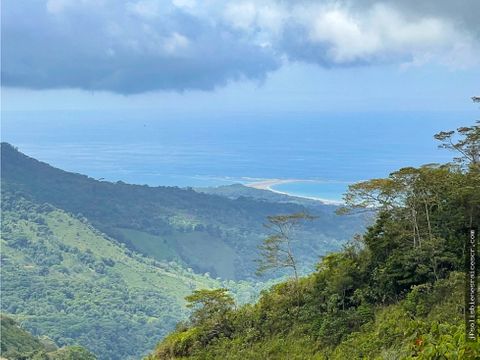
[245,179,343,205]
[245,179,301,191]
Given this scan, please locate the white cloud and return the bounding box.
[172,0,196,9]
[221,1,478,68]
[224,2,257,30]
[126,0,162,19]
[46,0,73,14]
[255,4,286,34]
[285,2,479,67]
[307,8,380,62]
[223,1,286,34]
[163,32,189,54]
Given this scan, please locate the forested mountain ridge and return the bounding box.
[148,122,480,359]
[1,143,365,280]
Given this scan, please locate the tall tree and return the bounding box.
[256,212,315,282]
[434,122,480,171]
[185,288,235,327]
[434,113,480,228]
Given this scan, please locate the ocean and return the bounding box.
[2,110,475,202]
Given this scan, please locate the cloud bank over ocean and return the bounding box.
[2,0,479,94]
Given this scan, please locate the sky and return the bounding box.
[1,0,480,114]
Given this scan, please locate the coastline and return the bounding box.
[245,179,344,205]
[245,178,303,190]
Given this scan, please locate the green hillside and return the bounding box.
[1,143,365,280]
[147,123,480,359]
[1,315,45,357]
[0,190,229,359]
[1,315,95,359]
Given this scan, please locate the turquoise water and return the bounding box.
[270,181,349,203]
[2,110,475,202]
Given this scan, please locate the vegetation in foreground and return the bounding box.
[1,315,95,359]
[148,122,480,359]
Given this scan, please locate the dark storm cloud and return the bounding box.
[1,0,279,94]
